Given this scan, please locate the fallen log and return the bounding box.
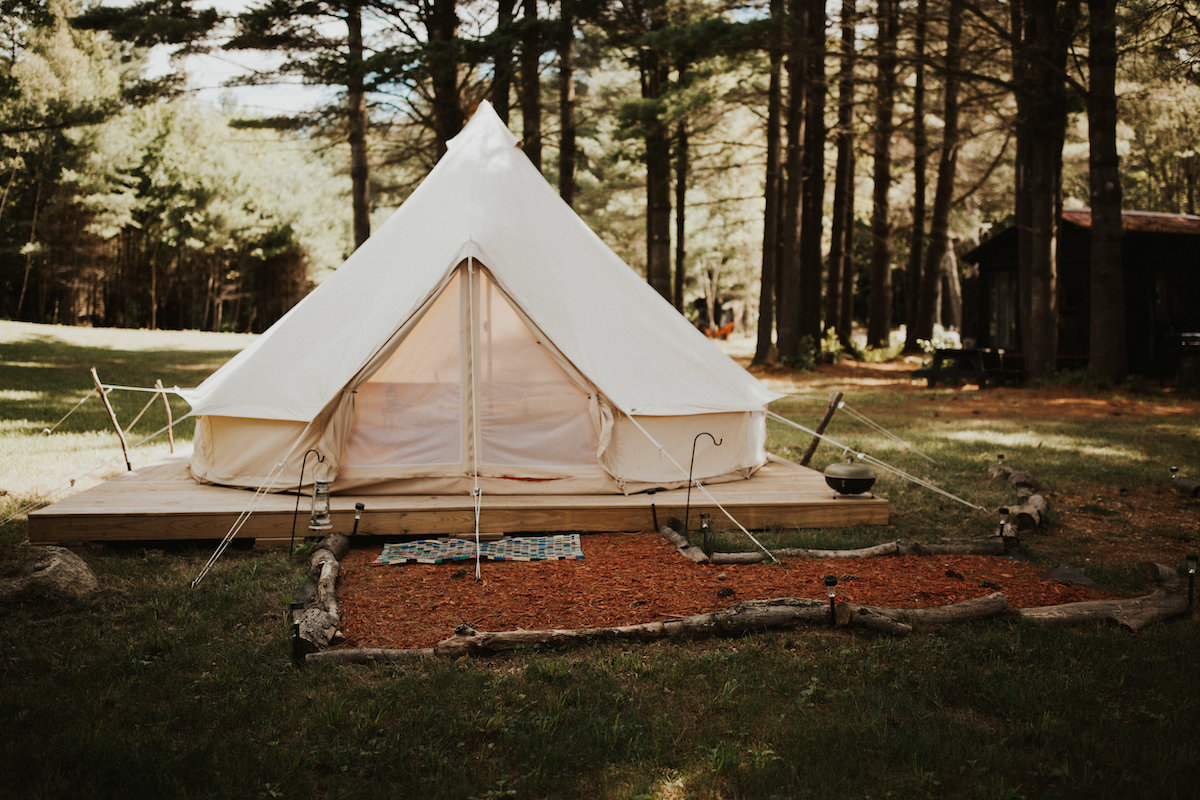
[1016,563,1187,632]
[835,606,913,635]
[898,536,1010,556]
[311,547,342,614]
[709,535,1010,564]
[835,592,1009,634]
[306,647,435,665]
[318,532,350,561]
[433,598,832,657]
[1011,494,1049,530]
[297,608,342,653]
[988,457,1039,491]
[294,533,349,654]
[1172,477,1200,498]
[432,593,1016,656]
[658,525,709,563]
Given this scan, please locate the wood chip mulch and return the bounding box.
[336,533,1116,650]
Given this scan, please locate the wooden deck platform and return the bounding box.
[28,456,888,546]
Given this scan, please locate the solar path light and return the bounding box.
[824,574,838,623]
[1188,554,1197,613]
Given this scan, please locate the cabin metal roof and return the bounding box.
[1061,208,1200,235]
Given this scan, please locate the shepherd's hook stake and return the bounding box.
[684,432,723,537]
[290,449,325,556]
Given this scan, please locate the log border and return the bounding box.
[297,528,1190,665]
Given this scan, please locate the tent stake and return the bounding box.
[799,391,843,466]
[155,379,174,453]
[91,367,131,472]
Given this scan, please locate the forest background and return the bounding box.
[2,0,1199,383]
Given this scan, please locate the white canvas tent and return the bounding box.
[182,101,781,496]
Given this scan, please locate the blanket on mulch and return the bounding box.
[372,534,584,565]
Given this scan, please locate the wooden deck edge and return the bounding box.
[28,501,888,544]
[26,455,888,545]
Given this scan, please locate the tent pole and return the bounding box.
[91,367,132,472]
[467,255,484,581]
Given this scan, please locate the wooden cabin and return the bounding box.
[961,209,1200,378]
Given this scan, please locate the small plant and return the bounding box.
[916,324,963,354]
[784,335,818,371]
[292,537,320,559]
[819,328,844,363]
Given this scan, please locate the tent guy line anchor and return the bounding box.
[835,400,938,465]
[783,392,937,465]
[766,410,986,512]
[191,421,318,588]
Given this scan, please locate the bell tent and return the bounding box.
[182,101,781,496]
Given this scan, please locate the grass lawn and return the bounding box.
[2,322,1200,799]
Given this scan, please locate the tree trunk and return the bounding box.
[867,0,898,348]
[673,90,689,313]
[427,0,464,155]
[776,0,807,361]
[307,647,436,664]
[796,0,826,356]
[1012,0,1082,378]
[519,0,542,170]
[941,244,962,329]
[753,0,785,366]
[493,0,516,123]
[557,2,576,205]
[15,174,41,320]
[903,0,928,353]
[914,0,963,344]
[825,0,855,343]
[641,43,672,301]
[837,147,857,345]
[1086,0,1126,385]
[0,164,16,226]
[347,0,371,249]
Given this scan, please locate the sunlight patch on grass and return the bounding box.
[0,390,41,402]
[1,361,52,370]
[0,431,186,498]
[941,429,1145,461]
[0,320,258,352]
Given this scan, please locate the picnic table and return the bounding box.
[913,347,1023,388]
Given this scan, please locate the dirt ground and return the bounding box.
[335,359,1200,651]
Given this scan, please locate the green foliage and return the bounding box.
[0,0,348,332]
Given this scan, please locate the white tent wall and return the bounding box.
[182,101,781,497]
[334,260,613,491]
[602,411,767,492]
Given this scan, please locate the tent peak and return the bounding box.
[447,100,519,154]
